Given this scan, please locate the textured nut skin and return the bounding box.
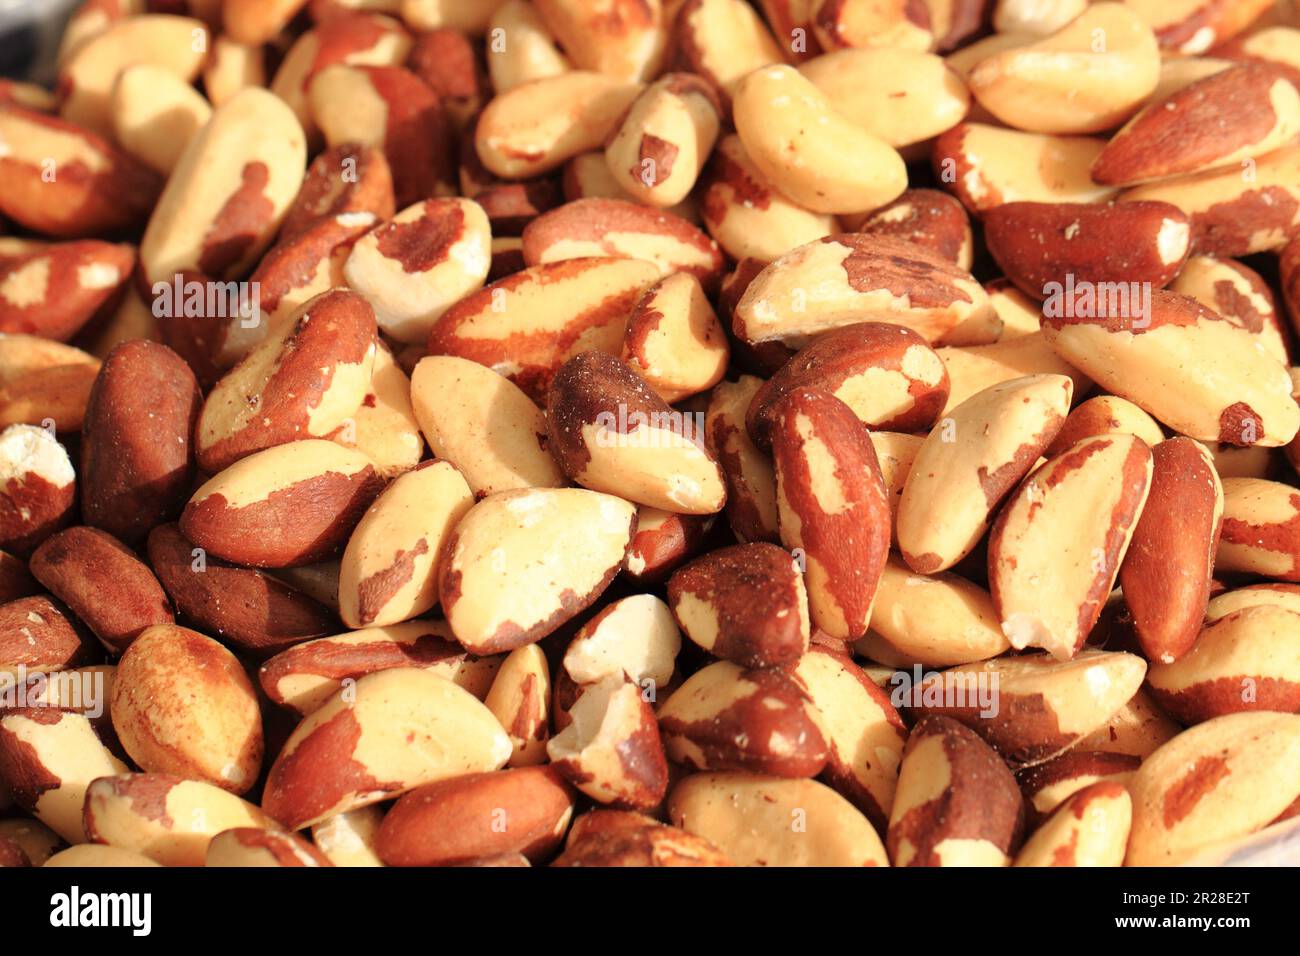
[623,508,712,582]
[1118,438,1222,665]
[1126,711,1300,866]
[80,340,201,544]
[770,389,890,641]
[749,323,949,449]
[553,809,732,867]
[376,766,575,866]
[1044,395,1165,457]
[1017,750,1140,825]
[1216,477,1300,581]
[848,189,973,271]
[279,144,396,241]
[0,240,134,342]
[546,350,726,515]
[887,715,1025,867]
[180,440,384,569]
[30,526,172,653]
[0,424,76,556]
[668,542,809,669]
[658,660,829,778]
[147,523,337,659]
[1172,256,1288,366]
[669,772,888,867]
[82,773,279,867]
[983,201,1191,301]
[110,624,263,794]
[989,434,1153,661]
[0,595,95,676]
[706,375,779,544]
[261,667,512,831]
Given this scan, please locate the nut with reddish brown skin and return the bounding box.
[377,766,575,866]
[1120,144,1300,258]
[30,526,172,653]
[0,241,134,342]
[426,256,660,403]
[846,189,973,271]
[344,198,492,345]
[249,209,378,332]
[658,660,829,778]
[80,340,201,545]
[604,73,721,209]
[1093,64,1300,187]
[339,461,474,629]
[1043,395,1165,457]
[110,623,263,794]
[196,289,377,474]
[278,144,396,241]
[547,351,726,515]
[533,0,666,81]
[747,323,950,450]
[0,708,129,844]
[1126,0,1276,55]
[668,772,889,866]
[887,715,1024,867]
[671,0,784,102]
[0,817,60,867]
[735,235,996,349]
[309,64,456,208]
[440,488,637,655]
[206,827,334,867]
[261,667,512,831]
[705,375,779,544]
[1216,477,1300,581]
[562,594,681,691]
[793,645,908,830]
[0,551,37,605]
[548,676,670,811]
[769,388,890,641]
[258,619,498,718]
[1207,582,1300,622]
[910,649,1149,767]
[474,71,642,180]
[931,123,1116,215]
[0,595,96,676]
[1126,711,1300,865]
[621,272,728,404]
[341,342,425,480]
[1118,438,1223,665]
[553,808,733,867]
[990,434,1153,660]
[1013,780,1132,867]
[485,643,551,768]
[146,523,338,659]
[522,198,725,290]
[1042,290,1300,448]
[0,425,75,556]
[0,104,162,238]
[1212,25,1300,87]
[984,202,1191,302]
[0,837,29,867]
[180,440,384,569]
[1145,605,1300,724]
[406,27,488,127]
[667,542,809,669]
[698,134,836,264]
[1017,750,1141,827]
[83,773,280,867]
[623,507,713,582]
[1172,256,1289,366]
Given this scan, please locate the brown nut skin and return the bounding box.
[147,523,338,659]
[1017,749,1141,827]
[886,715,1026,868]
[984,201,1191,301]
[552,809,733,867]
[0,595,96,676]
[658,660,829,778]
[111,623,264,795]
[0,836,29,867]
[80,340,201,545]
[30,526,172,653]
[769,388,891,642]
[406,27,488,126]
[0,424,75,556]
[0,241,134,342]
[848,188,973,271]
[0,104,162,238]
[248,210,377,330]
[206,827,335,867]
[623,508,713,583]
[376,767,575,866]
[0,335,101,433]
[747,323,950,449]
[279,143,396,241]
[667,542,809,669]
[1118,438,1223,665]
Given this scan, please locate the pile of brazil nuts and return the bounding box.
[4,0,1300,870]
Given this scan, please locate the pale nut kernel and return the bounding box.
[1044,394,1166,457]
[810,0,932,53]
[0,423,76,555]
[563,593,681,689]
[622,272,729,404]
[671,0,784,101]
[532,0,666,82]
[732,64,907,215]
[206,828,334,867]
[1012,780,1132,867]
[109,62,212,175]
[311,806,386,868]
[1216,477,1300,581]
[486,0,571,95]
[485,643,552,767]
[705,375,779,545]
